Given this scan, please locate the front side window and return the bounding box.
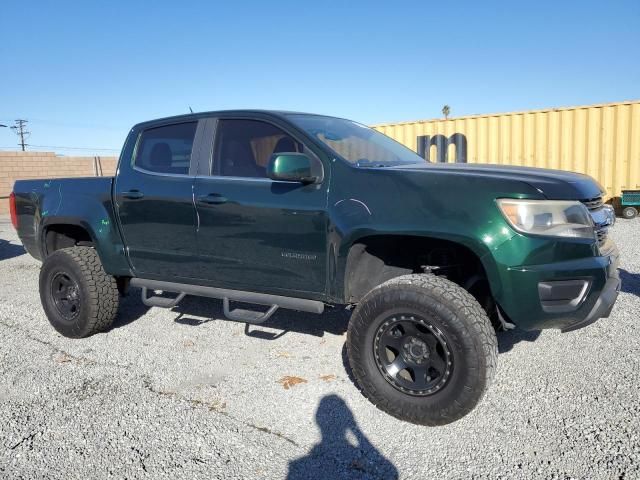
[287,114,425,167]
[134,122,197,175]
[214,119,302,178]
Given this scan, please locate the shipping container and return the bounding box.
[372,100,640,199]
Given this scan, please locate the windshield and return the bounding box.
[287,114,427,167]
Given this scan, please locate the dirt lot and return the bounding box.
[1,216,639,479]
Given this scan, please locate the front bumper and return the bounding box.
[560,273,620,332]
[489,236,620,331]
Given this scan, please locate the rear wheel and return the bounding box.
[622,206,638,219]
[39,247,119,338]
[347,274,498,425]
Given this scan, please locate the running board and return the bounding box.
[129,278,324,324]
[141,287,185,308]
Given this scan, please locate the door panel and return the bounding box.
[116,175,197,277]
[192,118,328,295]
[114,121,200,278]
[193,177,327,294]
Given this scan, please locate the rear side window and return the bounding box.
[134,122,197,175]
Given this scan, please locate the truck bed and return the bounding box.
[12,177,116,261]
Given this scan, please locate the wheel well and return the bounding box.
[344,235,498,322]
[44,224,94,256]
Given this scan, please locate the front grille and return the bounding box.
[582,196,603,211]
[580,196,609,247]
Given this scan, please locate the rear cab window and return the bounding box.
[134,122,197,175]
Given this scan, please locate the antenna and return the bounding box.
[189,106,194,113]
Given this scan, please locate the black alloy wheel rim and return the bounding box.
[374,314,453,396]
[50,272,81,321]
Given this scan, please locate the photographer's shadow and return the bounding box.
[287,395,398,480]
[0,239,25,261]
[619,268,640,297]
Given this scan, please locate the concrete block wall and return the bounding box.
[0,151,118,214]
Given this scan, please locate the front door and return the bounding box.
[114,121,199,278]
[193,118,328,296]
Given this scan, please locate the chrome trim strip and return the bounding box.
[132,165,194,178]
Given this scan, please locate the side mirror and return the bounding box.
[267,153,318,184]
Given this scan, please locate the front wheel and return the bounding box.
[39,247,119,338]
[347,274,498,426]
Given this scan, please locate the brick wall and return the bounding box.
[0,151,118,214]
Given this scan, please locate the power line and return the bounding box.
[27,144,120,151]
[0,118,120,153]
[0,117,125,131]
[0,145,120,152]
[10,119,30,151]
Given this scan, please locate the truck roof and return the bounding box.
[131,110,339,130]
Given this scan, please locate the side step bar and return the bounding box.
[129,278,324,324]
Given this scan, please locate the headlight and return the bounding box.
[497,199,595,239]
[604,204,616,227]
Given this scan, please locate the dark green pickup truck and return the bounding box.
[11,110,620,425]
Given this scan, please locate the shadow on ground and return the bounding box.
[171,295,350,338]
[619,268,640,297]
[0,239,25,261]
[115,287,543,352]
[287,394,398,480]
[497,328,541,353]
[112,288,350,338]
[111,291,153,330]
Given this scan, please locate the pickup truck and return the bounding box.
[11,110,620,425]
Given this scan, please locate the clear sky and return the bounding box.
[1,1,638,155]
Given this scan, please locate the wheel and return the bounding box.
[39,246,119,338]
[622,206,638,219]
[347,274,498,426]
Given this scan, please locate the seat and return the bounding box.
[221,139,265,178]
[149,143,173,173]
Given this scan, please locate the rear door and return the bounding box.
[114,121,202,278]
[192,117,328,296]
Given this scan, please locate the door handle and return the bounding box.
[197,193,228,205]
[122,190,144,200]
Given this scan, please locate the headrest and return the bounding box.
[149,142,172,167]
[272,136,297,154]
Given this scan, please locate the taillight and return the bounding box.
[9,192,18,230]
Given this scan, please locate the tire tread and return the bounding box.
[40,247,119,337]
[347,274,498,425]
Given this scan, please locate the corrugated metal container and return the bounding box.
[372,100,640,199]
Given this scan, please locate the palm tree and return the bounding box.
[442,105,451,120]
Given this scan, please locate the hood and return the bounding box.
[388,162,604,200]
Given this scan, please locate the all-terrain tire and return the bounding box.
[347,274,498,426]
[39,247,119,338]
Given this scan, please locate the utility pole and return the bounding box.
[11,119,30,151]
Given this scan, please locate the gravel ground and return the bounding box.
[0,216,639,479]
